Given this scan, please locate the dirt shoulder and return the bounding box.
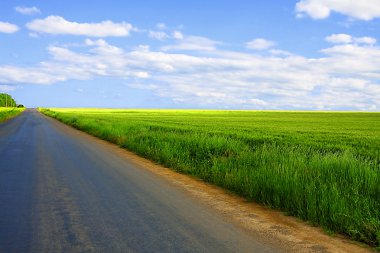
[116,151,375,253]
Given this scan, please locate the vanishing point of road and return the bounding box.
[0,109,281,253]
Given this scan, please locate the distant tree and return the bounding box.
[0,93,17,107]
[17,104,25,108]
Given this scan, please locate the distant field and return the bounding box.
[0,108,24,123]
[41,108,380,247]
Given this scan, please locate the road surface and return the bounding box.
[0,109,281,253]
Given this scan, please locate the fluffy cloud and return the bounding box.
[354,36,377,45]
[296,0,380,20]
[26,16,134,37]
[0,34,379,110]
[0,65,67,84]
[246,38,275,50]
[156,23,167,30]
[326,34,377,45]
[162,33,220,51]
[149,31,169,40]
[172,31,184,40]
[325,34,352,44]
[0,85,15,92]
[15,6,41,15]
[0,21,19,33]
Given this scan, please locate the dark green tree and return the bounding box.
[0,93,17,107]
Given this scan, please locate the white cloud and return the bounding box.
[26,16,134,37]
[325,34,352,44]
[163,33,220,51]
[0,21,19,33]
[326,34,377,45]
[156,23,166,30]
[0,34,379,111]
[15,6,41,15]
[84,38,107,47]
[29,32,39,38]
[0,85,15,92]
[354,36,377,45]
[296,0,380,20]
[246,38,275,50]
[0,65,67,84]
[269,49,292,56]
[172,31,184,40]
[149,31,169,40]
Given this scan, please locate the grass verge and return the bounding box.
[0,107,24,123]
[40,108,380,248]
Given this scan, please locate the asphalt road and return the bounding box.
[0,109,281,253]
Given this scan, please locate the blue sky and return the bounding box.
[0,0,379,110]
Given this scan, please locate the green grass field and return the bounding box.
[41,108,380,247]
[0,107,24,123]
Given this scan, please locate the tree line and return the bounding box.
[0,93,24,108]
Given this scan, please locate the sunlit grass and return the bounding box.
[0,107,24,123]
[41,108,380,247]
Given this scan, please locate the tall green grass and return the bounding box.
[41,108,380,247]
[0,107,24,123]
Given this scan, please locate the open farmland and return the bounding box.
[0,108,24,123]
[41,108,380,247]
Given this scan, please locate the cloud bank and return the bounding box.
[0,33,379,111]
